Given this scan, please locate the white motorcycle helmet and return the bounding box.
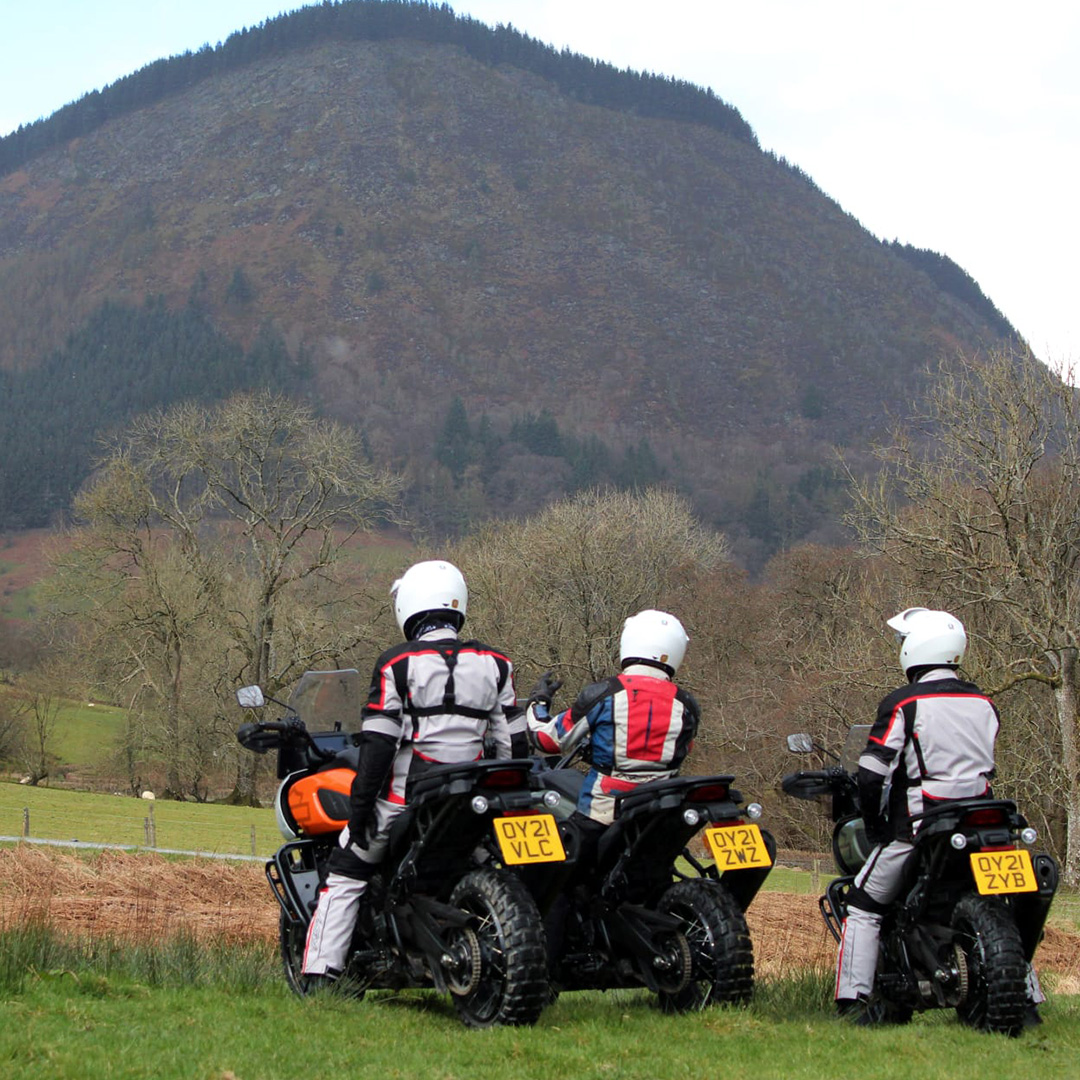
[619,609,689,676]
[886,607,967,676]
[391,560,468,639]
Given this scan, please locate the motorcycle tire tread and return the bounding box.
[448,869,549,1029]
[655,879,754,1013]
[952,894,1028,1037]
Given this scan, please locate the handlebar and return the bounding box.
[781,766,850,800]
[236,716,337,760]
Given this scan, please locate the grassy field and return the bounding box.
[0,781,278,857]
[1,785,1078,1080]
[0,924,1077,1080]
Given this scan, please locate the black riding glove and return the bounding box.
[528,671,563,708]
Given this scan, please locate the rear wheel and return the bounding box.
[952,894,1026,1036]
[447,869,549,1027]
[655,880,754,1013]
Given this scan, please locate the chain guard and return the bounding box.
[655,932,693,994]
[444,927,483,997]
[952,942,969,1005]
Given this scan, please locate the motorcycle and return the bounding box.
[235,669,566,1028]
[524,738,776,1012]
[782,725,1059,1034]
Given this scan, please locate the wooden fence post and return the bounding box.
[23,807,29,838]
[250,824,256,856]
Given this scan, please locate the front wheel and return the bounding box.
[447,869,549,1028]
[952,894,1027,1036]
[655,880,754,1013]
[280,911,317,997]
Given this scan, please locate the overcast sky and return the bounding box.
[2,1,1076,366]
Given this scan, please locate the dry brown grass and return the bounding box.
[2,845,1077,985]
[0,846,276,943]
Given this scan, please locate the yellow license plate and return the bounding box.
[969,849,1038,895]
[493,813,566,865]
[704,823,773,869]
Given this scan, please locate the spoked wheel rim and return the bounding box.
[447,869,548,1028]
[654,931,693,994]
[453,891,510,1022]
[655,880,754,1013]
[279,910,313,997]
[444,926,484,997]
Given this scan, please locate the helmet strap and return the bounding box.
[620,657,675,678]
[905,662,958,682]
[406,612,464,640]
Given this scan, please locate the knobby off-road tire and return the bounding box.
[655,880,754,1013]
[448,869,549,1028]
[280,911,315,997]
[952,894,1027,1036]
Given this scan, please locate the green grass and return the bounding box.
[0,687,126,774]
[48,700,126,770]
[0,781,278,857]
[0,923,1076,1080]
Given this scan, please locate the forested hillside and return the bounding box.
[0,0,1022,567]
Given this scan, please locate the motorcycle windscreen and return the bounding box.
[287,669,365,735]
[287,768,354,835]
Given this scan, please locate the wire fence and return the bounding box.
[0,834,265,862]
[0,796,277,860]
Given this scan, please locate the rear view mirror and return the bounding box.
[237,685,266,709]
[786,733,815,754]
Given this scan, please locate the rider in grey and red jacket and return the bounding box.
[301,560,526,985]
[835,607,1042,1023]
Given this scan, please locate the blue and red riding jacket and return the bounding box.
[527,663,700,825]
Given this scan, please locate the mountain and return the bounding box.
[0,1,1022,568]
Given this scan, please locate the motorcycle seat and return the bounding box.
[406,758,533,806]
[614,773,736,818]
[911,797,1018,834]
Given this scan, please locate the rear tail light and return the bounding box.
[478,767,528,790]
[962,807,1008,827]
[686,783,728,802]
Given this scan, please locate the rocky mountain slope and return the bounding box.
[0,21,1019,564]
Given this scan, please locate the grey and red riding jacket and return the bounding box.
[345,628,527,838]
[857,667,999,842]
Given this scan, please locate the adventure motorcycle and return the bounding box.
[235,669,566,1028]
[782,725,1058,1035]
[524,739,776,1011]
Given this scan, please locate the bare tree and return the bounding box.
[451,485,730,701]
[847,347,1080,881]
[10,691,60,785]
[46,391,404,802]
[0,690,20,764]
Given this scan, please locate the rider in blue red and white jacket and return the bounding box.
[525,609,700,830]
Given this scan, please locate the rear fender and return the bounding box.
[717,827,777,912]
[1008,852,1059,961]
